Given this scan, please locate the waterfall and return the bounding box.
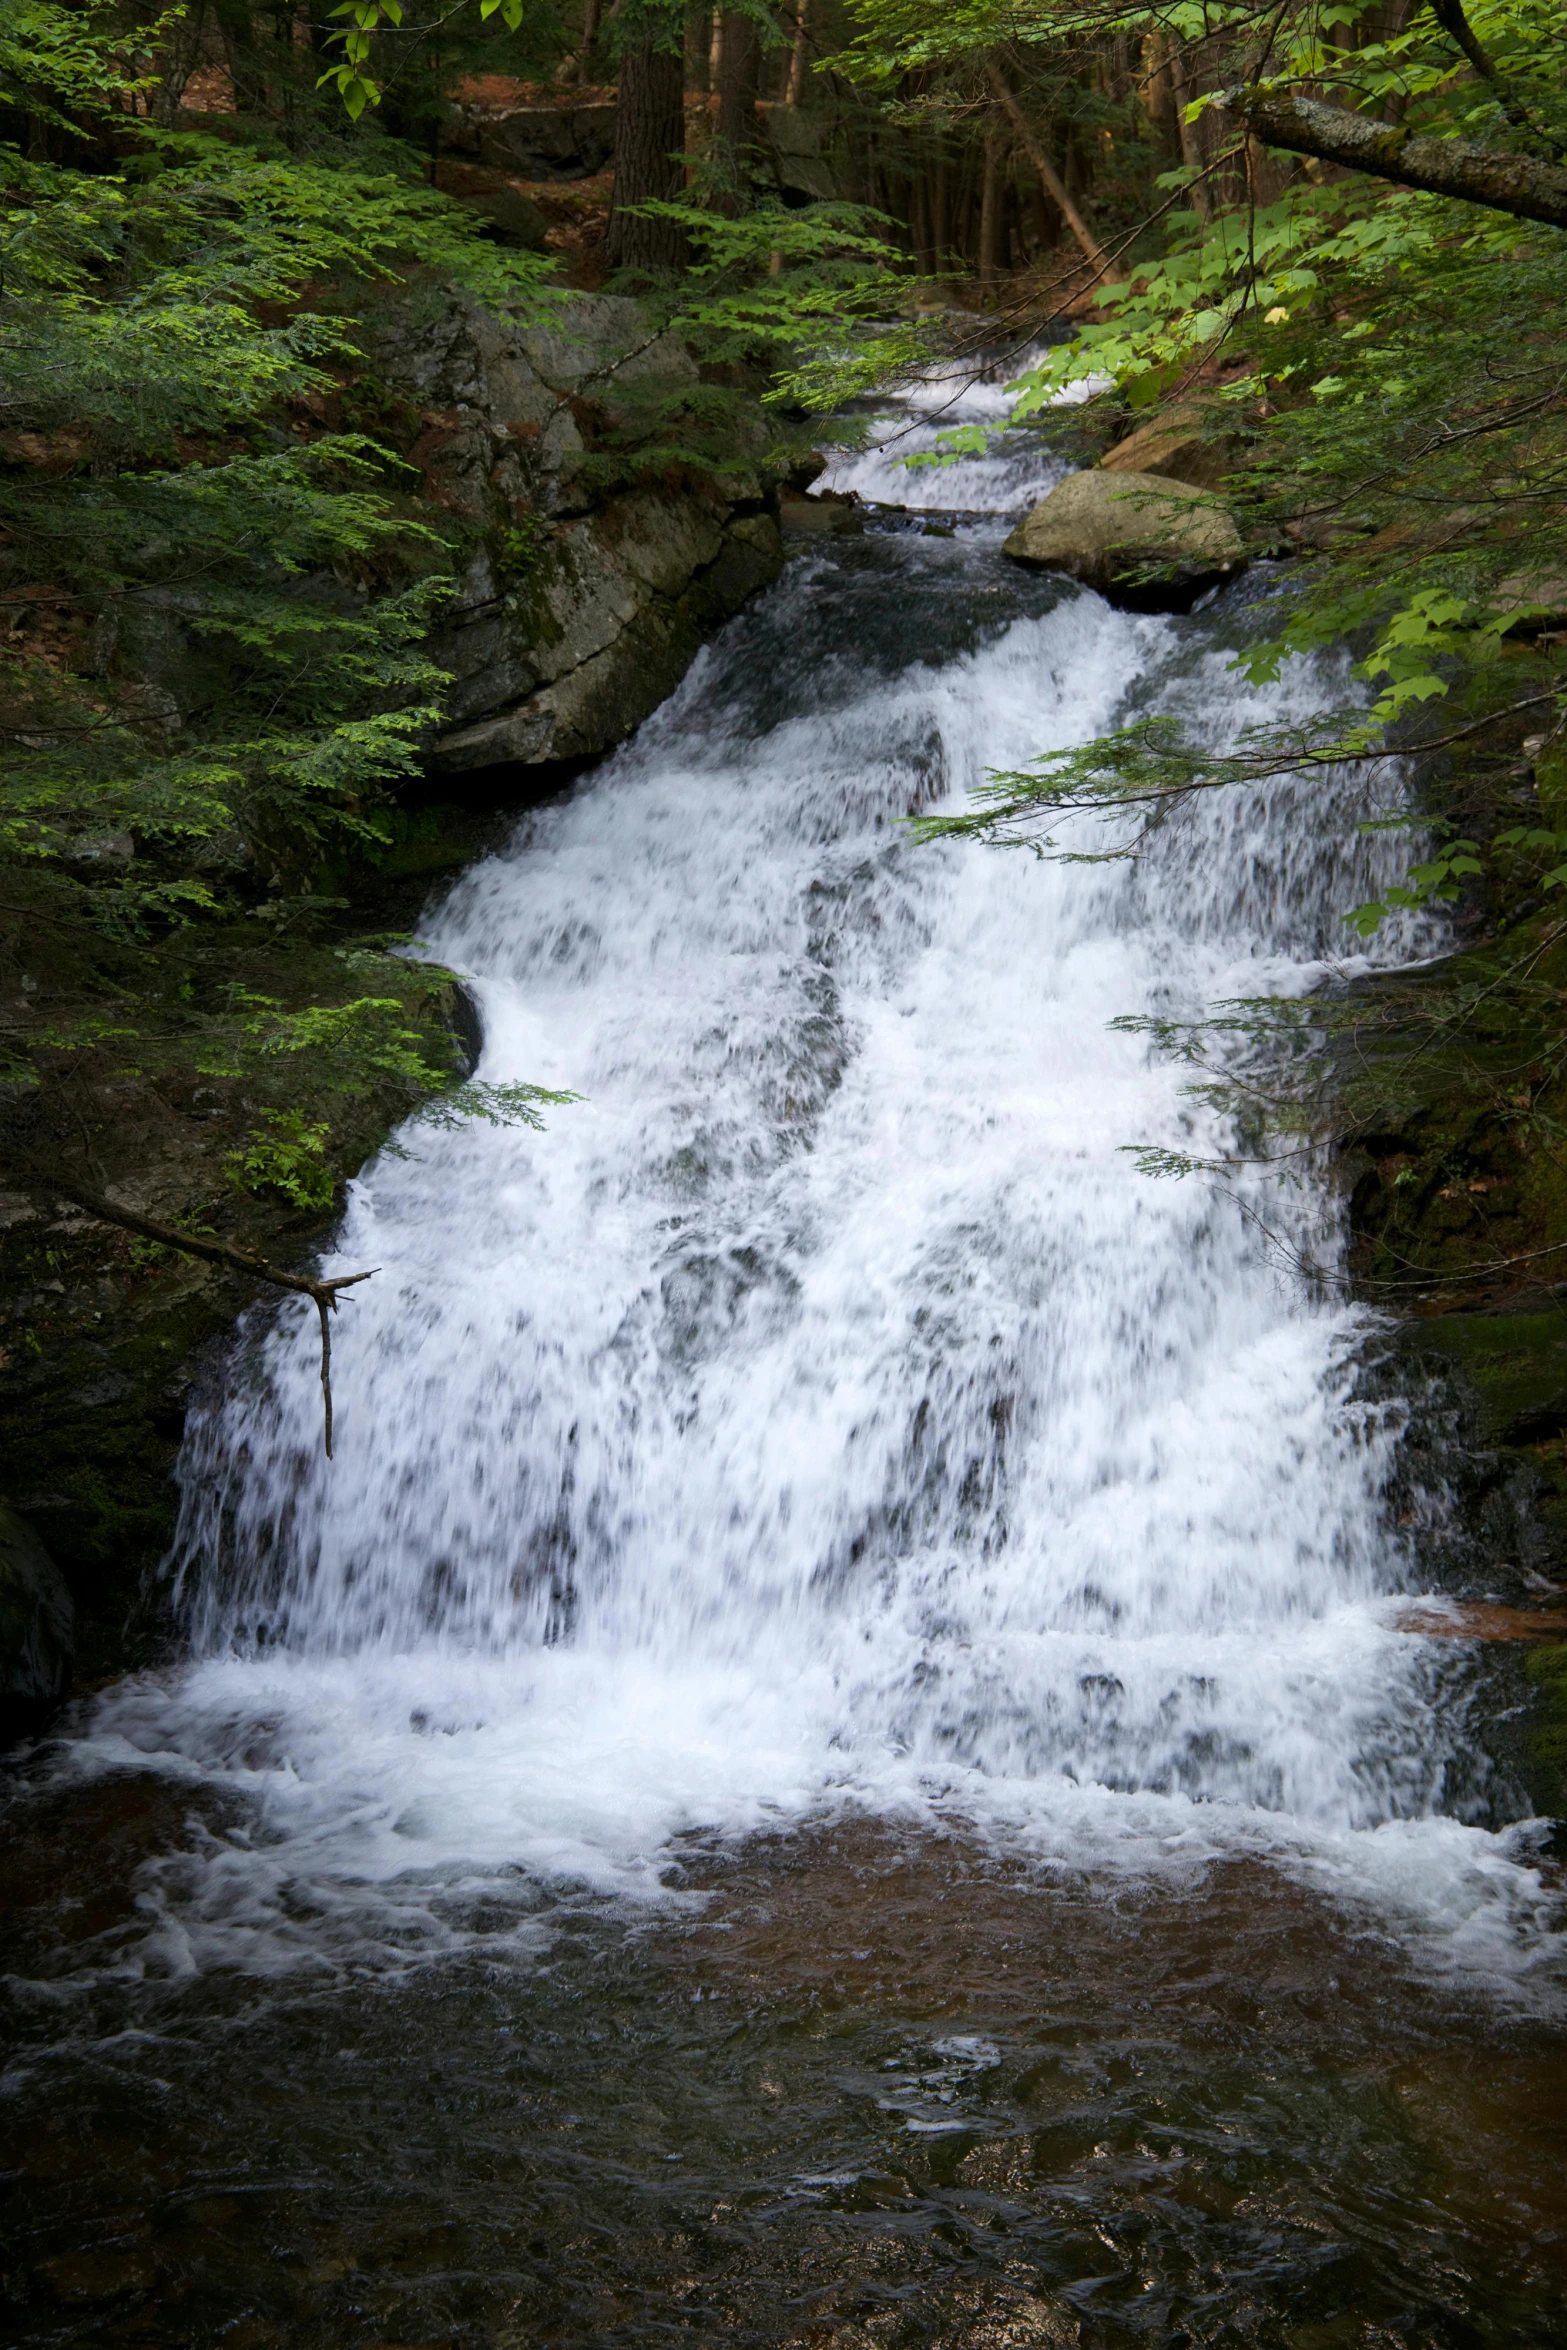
[81,403,1554,1978]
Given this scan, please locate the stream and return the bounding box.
[3,372,1565,2346]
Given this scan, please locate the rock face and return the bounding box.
[1002,470,1245,609]
[368,289,785,771]
[0,1501,74,1740]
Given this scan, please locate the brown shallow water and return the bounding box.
[3,1772,1565,2349]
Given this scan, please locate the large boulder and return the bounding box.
[755,103,839,202]
[1,1501,74,1741]
[439,92,617,181]
[1002,469,1245,610]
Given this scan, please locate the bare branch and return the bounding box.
[35,1181,376,1457]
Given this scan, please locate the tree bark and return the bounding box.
[716,9,759,155]
[1224,87,1567,227]
[984,62,1122,279]
[606,29,689,273]
[1164,33,1211,224]
[979,126,1001,290]
[785,1,809,106]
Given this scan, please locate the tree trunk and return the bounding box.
[984,62,1121,279]
[716,9,758,155]
[556,0,603,86]
[1164,34,1211,224]
[606,31,688,273]
[1226,88,1567,227]
[911,166,931,272]
[785,2,809,105]
[979,127,1001,291]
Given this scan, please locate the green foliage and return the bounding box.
[408,1078,584,1130]
[225,1108,338,1210]
[640,198,938,414]
[0,9,567,1199]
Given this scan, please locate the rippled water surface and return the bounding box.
[4,385,1565,2344]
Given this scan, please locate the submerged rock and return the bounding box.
[0,1501,74,1741]
[1002,470,1245,610]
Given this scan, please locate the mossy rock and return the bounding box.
[1405,1311,1567,1446]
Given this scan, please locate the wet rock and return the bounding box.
[0,1500,74,1740]
[780,488,861,535]
[1002,469,1245,610]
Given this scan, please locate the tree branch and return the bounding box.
[1426,0,1565,161]
[1223,87,1567,227]
[37,1181,376,1457]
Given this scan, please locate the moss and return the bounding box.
[1523,1643,1567,1820]
[1402,1311,1567,1444]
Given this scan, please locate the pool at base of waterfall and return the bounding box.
[4,378,1567,2345]
[2,1794,1566,2346]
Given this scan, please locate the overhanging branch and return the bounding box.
[1223,88,1567,228]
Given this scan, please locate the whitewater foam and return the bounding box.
[48,388,1561,1991]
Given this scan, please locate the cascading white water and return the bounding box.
[78,397,1558,1978]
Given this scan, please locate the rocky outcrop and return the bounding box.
[367,288,785,772]
[0,291,790,1694]
[755,102,839,201]
[1002,469,1246,609]
[0,1502,74,1741]
[439,90,618,180]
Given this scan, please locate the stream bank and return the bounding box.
[0,283,787,1701]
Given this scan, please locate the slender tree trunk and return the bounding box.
[1164,34,1211,223]
[708,8,724,89]
[556,0,603,85]
[785,1,809,105]
[911,166,932,272]
[979,127,1001,292]
[716,9,758,154]
[1029,173,1055,254]
[606,31,688,273]
[984,61,1121,279]
[933,148,949,269]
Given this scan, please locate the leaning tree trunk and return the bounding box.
[985,62,1122,280]
[605,31,689,274]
